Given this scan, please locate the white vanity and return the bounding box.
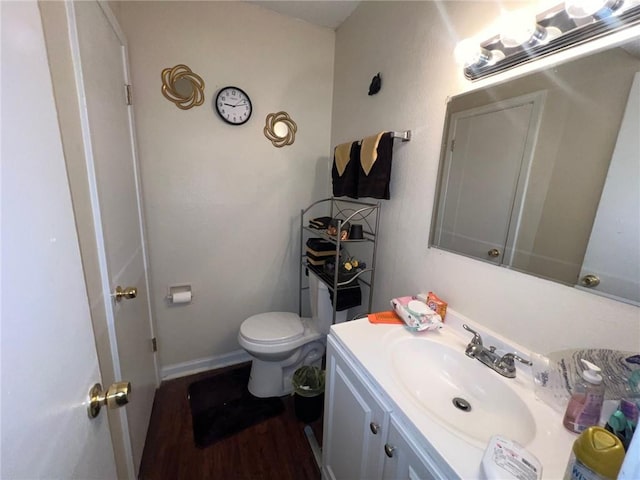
[321,309,577,479]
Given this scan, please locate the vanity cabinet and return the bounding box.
[322,335,391,480]
[323,335,444,480]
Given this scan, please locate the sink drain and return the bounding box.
[452,397,472,412]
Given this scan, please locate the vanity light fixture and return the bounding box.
[565,0,624,19]
[458,0,640,80]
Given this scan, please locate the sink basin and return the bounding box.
[390,337,536,446]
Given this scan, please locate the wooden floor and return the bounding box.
[139,363,322,479]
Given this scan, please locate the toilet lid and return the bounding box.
[240,312,304,344]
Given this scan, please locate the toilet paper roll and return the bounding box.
[170,291,192,304]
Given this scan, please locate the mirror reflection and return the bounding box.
[160,64,205,110]
[431,38,640,306]
[263,111,297,148]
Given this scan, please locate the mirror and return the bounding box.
[264,111,297,148]
[160,64,205,110]
[431,38,640,306]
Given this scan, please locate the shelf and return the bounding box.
[299,197,381,322]
[303,226,374,243]
[305,263,372,289]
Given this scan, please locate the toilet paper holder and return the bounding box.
[166,284,193,305]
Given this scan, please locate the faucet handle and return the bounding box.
[462,324,483,345]
[499,352,532,367]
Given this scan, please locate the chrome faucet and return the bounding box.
[462,324,532,378]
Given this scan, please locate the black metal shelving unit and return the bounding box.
[299,197,381,322]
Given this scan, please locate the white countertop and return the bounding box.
[329,308,577,479]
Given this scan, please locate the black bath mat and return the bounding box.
[188,366,284,448]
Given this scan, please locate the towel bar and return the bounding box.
[355,130,411,145]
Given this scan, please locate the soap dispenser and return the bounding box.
[563,359,605,434]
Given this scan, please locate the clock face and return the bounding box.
[215,86,252,125]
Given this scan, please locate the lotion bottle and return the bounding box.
[563,359,605,433]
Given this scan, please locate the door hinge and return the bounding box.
[151,337,157,352]
[450,139,455,152]
[125,84,133,106]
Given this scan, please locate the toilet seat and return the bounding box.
[239,312,304,345]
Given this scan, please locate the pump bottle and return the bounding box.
[563,359,605,433]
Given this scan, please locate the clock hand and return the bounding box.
[223,103,237,107]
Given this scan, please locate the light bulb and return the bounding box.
[564,0,624,19]
[454,38,504,68]
[499,10,548,48]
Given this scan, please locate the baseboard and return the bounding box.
[160,349,252,380]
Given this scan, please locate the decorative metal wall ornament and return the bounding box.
[264,111,297,148]
[368,72,382,95]
[160,64,205,110]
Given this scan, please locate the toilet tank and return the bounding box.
[308,273,348,335]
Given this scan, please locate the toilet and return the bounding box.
[238,274,347,398]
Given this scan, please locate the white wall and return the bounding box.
[332,1,640,354]
[117,2,335,370]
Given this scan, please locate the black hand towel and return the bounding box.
[332,141,360,198]
[328,285,362,311]
[357,132,394,199]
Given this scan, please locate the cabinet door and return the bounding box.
[323,339,390,480]
[382,417,439,480]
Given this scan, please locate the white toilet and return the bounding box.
[238,274,347,398]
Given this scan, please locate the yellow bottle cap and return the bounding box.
[573,427,625,479]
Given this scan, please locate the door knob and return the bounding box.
[487,248,501,258]
[113,286,137,302]
[88,381,132,419]
[580,274,600,288]
[370,422,380,434]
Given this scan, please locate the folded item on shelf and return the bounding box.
[306,247,337,258]
[306,256,327,266]
[309,216,333,229]
[329,285,361,311]
[306,238,337,252]
[390,296,443,332]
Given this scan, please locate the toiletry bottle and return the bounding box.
[563,359,605,433]
[563,426,625,480]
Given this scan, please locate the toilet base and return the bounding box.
[247,341,325,397]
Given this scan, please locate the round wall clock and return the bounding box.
[215,86,252,125]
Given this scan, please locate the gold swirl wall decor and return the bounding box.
[264,111,297,148]
[161,64,205,110]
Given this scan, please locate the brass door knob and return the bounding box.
[88,381,132,419]
[114,286,137,302]
[580,274,600,288]
[487,248,501,258]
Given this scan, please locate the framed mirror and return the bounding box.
[264,111,297,147]
[430,37,640,306]
[161,64,205,110]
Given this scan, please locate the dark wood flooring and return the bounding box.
[139,363,322,480]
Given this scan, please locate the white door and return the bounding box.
[1,2,116,477]
[68,1,158,474]
[578,72,640,305]
[435,93,544,264]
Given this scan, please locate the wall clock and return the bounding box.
[215,86,252,125]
